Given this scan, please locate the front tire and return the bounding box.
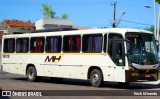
[27,66,38,82]
[90,69,103,87]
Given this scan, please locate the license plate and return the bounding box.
[145,75,151,78]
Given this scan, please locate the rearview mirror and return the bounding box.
[156,40,159,52]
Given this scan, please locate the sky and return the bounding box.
[0,0,157,29]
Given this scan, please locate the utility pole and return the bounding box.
[112,2,117,28]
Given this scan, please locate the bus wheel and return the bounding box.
[90,69,103,87]
[27,66,38,82]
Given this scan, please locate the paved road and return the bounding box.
[0,71,160,99]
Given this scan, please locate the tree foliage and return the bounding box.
[145,25,154,33]
[41,4,56,18]
[155,0,160,4]
[62,13,68,19]
[41,4,68,19]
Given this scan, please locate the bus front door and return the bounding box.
[112,40,126,82]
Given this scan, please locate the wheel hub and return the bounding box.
[92,73,99,84]
[29,70,34,79]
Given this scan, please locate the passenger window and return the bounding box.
[3,38,15,53]
[82,34,103,52]
[45,36,62,52]
[16,38,29,53]
[30,37,45,53]
[63,35,81,52]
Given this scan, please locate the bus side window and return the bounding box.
[63,35,81,52]
[22,39,29,52]
[16,38,29,53]
[82,34,103,53]
[4,39,15,53]
[45,36,62,53]
[30,37,45,53]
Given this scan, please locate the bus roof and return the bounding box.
[2,28,153,38]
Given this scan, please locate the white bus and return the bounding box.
[1,28,159,87]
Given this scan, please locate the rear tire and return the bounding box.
[27,66,38,82]
[90,69,103,87]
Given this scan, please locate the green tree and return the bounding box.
[145,25,154,33]
[41,4,56,18]
[155,0,160,4]
[62,13,68,19]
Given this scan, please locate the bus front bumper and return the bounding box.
[125,70,159,82]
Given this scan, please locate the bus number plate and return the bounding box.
[145,75,151,78]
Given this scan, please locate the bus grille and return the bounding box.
[138,70,156,74]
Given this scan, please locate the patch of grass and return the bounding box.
[159,72,160,79]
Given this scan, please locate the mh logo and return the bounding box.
[44,56,61,63]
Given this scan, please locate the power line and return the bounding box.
[121,20,152,26]
[0,2,111,5]
[0,1,153,28]
[0,1,145,9]
[119,1,143,8]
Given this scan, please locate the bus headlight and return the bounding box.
[131,73,138,76]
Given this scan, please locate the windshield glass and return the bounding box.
[126,33,159,65]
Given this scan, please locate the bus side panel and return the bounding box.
[113,67,126,82]
[43,55,86,79]
[21,55,44,76]
[11,55,26,75]
[3,64,16,74]
[2,54,44,76]
[101,66,114,82]
[43,54,115,81]
[2,54,18,74]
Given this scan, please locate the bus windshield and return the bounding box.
[126,33,159,65]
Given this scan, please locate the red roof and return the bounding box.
[4,20,35,27]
